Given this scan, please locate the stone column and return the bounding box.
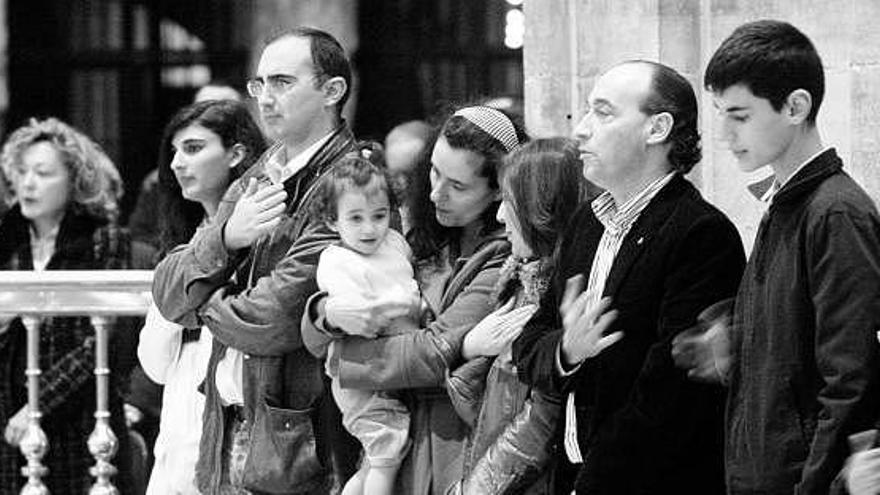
[524,0,880,250]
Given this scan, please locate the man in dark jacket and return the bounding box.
[151,27,359,494]
[512,60,745,494]
[677,20,880,494]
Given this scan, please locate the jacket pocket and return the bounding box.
[242,400,324,493]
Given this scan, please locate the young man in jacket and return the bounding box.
[151,27,359,494]
[677,20,880,494]
[513,60,745,494]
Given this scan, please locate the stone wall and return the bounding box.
[524,0,880,249]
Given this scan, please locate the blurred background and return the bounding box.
[0,0,525,223]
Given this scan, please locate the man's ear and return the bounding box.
[228,143,247,169]
[785,89,813,125]
[646,112,673,145]
[322,76,347,108]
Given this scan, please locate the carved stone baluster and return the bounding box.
[87,316,118,495]
[19,315,49,495]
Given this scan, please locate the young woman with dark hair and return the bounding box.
[138,99,266,495]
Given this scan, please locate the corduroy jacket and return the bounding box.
[514,174,745,494]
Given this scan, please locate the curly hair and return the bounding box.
[157,99,268,255]
[0,117,122,222]
[308,141,394,224]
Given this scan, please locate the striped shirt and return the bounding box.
[563,171,675,463]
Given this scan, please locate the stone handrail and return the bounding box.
[0,270,153,495]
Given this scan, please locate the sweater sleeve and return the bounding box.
[336,248,504,390]
[137,303,185,385]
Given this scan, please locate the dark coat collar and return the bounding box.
[0,204,108,269]
[601,174,697,298]
[770,148,842,206]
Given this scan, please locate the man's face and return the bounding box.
[712,84,794,173]
[254,36,326,146]
[573,63,653,191]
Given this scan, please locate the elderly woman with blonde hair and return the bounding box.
[0,117,136,493]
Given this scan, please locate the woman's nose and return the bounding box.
[170,152,185,170]
[496,202,506,224]
[429,181,445,203]
[19,171,36,189]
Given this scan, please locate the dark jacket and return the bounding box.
[513,174,745,494]
[725,148,880,494]
[302,231,510,495]
[152,123,359,494]
[0,205,135,494]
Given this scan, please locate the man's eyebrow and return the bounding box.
[723,104,749,113]
[591,97,614,109]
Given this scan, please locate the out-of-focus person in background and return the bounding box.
[384,119,433,233]
[0,117,138,494]
[0,166,11,219]
[194,80,245,104]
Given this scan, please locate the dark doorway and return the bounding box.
[355,0,524,141]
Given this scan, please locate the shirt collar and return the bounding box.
[267,132,334,184]
[757,146,831,203]
[591,172,675,233]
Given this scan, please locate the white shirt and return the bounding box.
[316,230,420,377]
[139,303,212,495]
[28,223,60,271]
[214,132,335,406]
[264,133,334,184]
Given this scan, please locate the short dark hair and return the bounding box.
[266,27,352,119]
[704,20,824,124]
[157,100,268,255]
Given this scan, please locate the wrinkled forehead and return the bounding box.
[589,62,654,108]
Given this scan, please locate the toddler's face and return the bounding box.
[331,188,391,255]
